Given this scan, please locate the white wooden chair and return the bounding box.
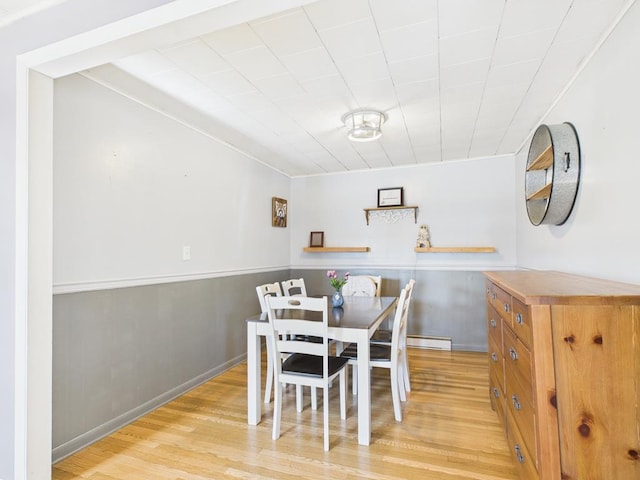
[340,283,411,422]
[281,278,307,296]
[255,282,282,404]
[341,275,381,297]
[370,279,415,395]
[265,295,349,451]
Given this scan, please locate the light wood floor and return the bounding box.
[53,349,518,479]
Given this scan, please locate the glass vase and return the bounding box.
[332,289,344,307]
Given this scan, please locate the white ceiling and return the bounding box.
[11,0,632,177]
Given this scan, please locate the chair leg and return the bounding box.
[351,364,358,395]
[390,367,402,422]
[311,386,318,410]
[398,361,407,402]
[323,387,330,451]
[273,382,282,440]
[339,371,347,419]
[264,340,274,404]
[402,349,411,392]
[296,385,303,412]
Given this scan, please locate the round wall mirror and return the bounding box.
[525,123,581,226]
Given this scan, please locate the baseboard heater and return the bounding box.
[407,335,452,351]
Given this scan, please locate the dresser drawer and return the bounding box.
[503,325,532,400]
[505,376,537,465]
[488,333,504,392]
[486,305,503,347]
[506,410,539,480]
[489,369,506,430]
[511,298,532,349]
[487,282,512,324]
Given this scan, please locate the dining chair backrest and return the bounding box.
[266,295,329,363]
[256,282,283,313]
[405,279,416,308]
[281,278,307,296]
[342,275,381,297]
[390,284,411,358]
[399,279,415,395]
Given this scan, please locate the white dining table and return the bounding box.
[246,295,398,446]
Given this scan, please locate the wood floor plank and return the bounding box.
[53,349,518,480]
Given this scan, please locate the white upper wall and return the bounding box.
[291,155,517,270]
[515,1,640,285]
[53,73,291,291]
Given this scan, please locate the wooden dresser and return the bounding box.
[484,270,640,480]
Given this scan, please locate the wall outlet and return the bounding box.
[182,246,191,261]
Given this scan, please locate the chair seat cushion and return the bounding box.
[370,329,392,343]
[340,343,391,361]
[291,334,323,343]
[282,353,349,377]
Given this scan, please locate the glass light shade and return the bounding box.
[341,109,387,142]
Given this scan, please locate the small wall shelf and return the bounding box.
[303,247,370,253]
[526,144,553,171]
[414,246,496,253]
[526,183,552,201]
[363,206,418,225]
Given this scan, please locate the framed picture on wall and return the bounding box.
[377,187,404,207]
[272,197,287,227]
[309,231,324,247]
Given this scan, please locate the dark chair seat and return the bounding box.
[283,353,349,377]
[340,343,391,361]
[370,329,392,344]
[291,334,324,343]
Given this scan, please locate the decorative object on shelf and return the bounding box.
[377,187,404,207]
[363,205,417,225]
[272,197,287,228]
[341,109,387,142]
[416,224,431,248]
[525,123,581,226]
[327,270,349,307]
[309,231,324,247]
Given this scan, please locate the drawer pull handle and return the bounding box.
[503,303,510,313]
[492,292,497,301]
[493,387,500,398]
[514,444,525,464]
[509,347,518,361]
[490,319,497,328]
[491,352,498,362]
[512,394,521,410]
[515,313,523,325]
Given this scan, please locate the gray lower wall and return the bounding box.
[292,268,489,351]
[52,269,290,461]
[52,268,488,461]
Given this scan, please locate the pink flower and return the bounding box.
[326,269,349,290]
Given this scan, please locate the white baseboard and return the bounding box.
[407,335,452,351]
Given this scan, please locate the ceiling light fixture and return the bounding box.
[341,109,387,142]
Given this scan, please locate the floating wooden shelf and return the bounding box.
[303,247,370,253]
[526,144,553,171]
[363,205,418,225]
[415,246,496,253]
[526,183,552,201]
